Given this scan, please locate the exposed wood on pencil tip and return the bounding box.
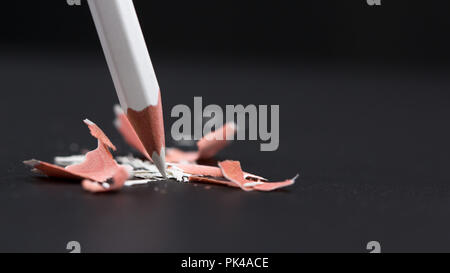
[125,97,165,173]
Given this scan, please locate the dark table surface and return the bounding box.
[2,50,450,252]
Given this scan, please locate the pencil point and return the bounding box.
[152,148,167,179]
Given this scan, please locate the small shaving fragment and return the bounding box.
[54,155,86,167]
[124,179,153,186]
[218,160,298,191]
[173,163,266,181]
[81,165,129,193]
[196,122,237,159]
[165,122,236,162]
[188,176,239,188]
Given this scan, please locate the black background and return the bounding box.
[3,0,450,63]
[1,0,450,253]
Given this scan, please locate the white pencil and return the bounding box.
[87,0,167,177]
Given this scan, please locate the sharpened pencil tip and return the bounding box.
[152,148,167,179]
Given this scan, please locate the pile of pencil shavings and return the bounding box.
[23,106,298,193]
